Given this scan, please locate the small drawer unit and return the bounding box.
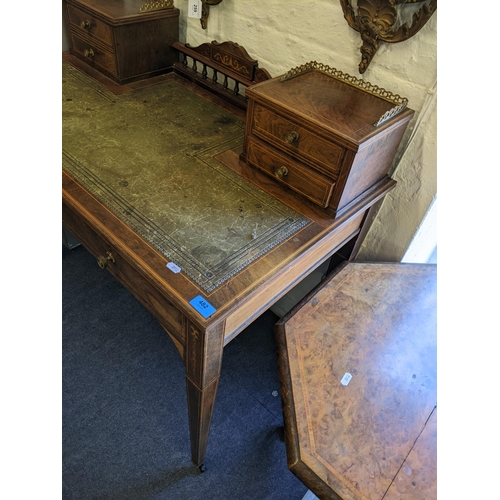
[241,62,415,216]
[64,0,180,84]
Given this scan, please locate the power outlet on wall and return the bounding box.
[188,0,202,19]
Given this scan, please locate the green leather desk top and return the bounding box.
[62,63,308,292]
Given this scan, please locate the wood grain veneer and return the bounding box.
[275,263,437,500]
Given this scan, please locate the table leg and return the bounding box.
[324,204,378,277]
[186,376,220,469]
[347,203,380,260]
[185,320,225,468]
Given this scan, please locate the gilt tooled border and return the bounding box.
[63,139,309,293]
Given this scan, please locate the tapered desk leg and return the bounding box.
[185,320,225,468]
[186,376,220,468]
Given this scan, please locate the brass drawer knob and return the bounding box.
[80,20,91,29]
[84,48,95,58]
[97,251,115,269]
[285,131,299,144]
[274,166,289,179]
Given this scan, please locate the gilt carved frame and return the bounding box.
[340,0,437,73]
[201,0,223,30]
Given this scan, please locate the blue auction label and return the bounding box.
[189,295,216,319]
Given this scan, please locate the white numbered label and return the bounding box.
[340,372,352,386]
[166,262,181,274]
[188,0,202,19]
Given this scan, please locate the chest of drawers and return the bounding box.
[64,0,179,84]
[241,63,415,217]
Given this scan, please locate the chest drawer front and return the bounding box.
[62,202,185,345]
[67,5,113,48]
[246,138,334,208]
[71,33,117,76]
[252,104,344,176]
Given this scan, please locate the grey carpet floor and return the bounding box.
[62,244,308,500]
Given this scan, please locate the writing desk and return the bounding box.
[62,58,395,469]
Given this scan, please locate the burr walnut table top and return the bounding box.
[275,262,437,500]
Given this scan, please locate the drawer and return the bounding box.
[246,137,335,208]
[71,33,117,76]
[251,104,344,176]
[67,5,113,47]
[62,202,185,346]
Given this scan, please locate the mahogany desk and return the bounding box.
[62,60,395,470]
[275,262,437,499]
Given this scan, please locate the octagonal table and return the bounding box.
[275,262,437,500]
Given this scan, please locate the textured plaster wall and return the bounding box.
[177,0,437,262]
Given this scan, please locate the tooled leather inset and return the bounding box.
[62,63,309,292]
